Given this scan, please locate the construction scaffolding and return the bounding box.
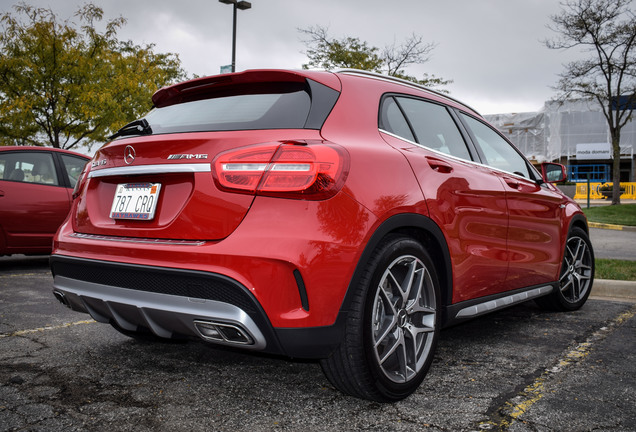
[485,100,636,182]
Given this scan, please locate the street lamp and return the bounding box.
[218,0,252,73]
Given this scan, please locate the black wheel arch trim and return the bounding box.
[568,212,590,234]
[564,213,594,262]
[340,213,453,312]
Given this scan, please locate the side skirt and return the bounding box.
[442,283,556,328]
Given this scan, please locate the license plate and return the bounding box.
[110,182,161,220]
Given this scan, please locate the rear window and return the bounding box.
[145,89,311,134]
[111,78,340,139]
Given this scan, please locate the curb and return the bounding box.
[588,222,636,232]
[591,279,636,302]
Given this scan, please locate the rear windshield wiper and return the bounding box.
[109,119,153,140]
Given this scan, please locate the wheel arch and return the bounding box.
[341,213,453,313]
[563,212,594,263]
[569,212,590,235]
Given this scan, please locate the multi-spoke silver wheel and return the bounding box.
[371,255,437,383]
[320,236,440,402]
[559,234,593,303]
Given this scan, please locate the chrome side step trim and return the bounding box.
[89,163,211,178]
[454,285,553,319]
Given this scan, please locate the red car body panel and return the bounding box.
[0,146,89,255]
[1,181,71,249]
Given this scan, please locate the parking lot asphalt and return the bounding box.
[1,255,635,432]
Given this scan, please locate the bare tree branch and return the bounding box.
[298,26,451,91]
[545,0,636,204]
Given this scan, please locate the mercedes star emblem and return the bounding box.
[124,145,136,165]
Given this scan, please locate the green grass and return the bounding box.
[581,205,636,281]
[582,204,636,226]
[595,259,636,281]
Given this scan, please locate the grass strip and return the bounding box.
[582,204,636,226]
[595,259,636,281]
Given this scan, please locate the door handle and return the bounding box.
[503,177,521,190]
[426,157,453,174]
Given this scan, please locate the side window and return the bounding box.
[460,113,531,178]
[394,97,473,161]
[0,152,59,186]
[60,154,88,188]
[379,96,415,142]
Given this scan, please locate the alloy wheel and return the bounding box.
[371,255,437,383]
[559,235,593,303]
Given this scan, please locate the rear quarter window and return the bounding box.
[379,95,473,161]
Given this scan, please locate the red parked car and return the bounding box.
[0,146,89,256]
[50,69,594,401]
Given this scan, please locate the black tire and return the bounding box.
[536,227,594,311]
[320,235,441,402]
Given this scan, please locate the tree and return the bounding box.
[299,25,451,91]
[0,3,186,150]
[545,0,636,205]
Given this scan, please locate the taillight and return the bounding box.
[213,141,349,200]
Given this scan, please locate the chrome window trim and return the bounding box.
[379,128,477,165]
[88,163,211,178]
[379,129,540,183]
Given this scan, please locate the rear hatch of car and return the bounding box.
[72,70,342,241]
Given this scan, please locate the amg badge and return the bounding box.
[167,154,208,160]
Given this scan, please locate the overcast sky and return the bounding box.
[1,0,589,115]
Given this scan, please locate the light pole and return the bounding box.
[218,0,252,73]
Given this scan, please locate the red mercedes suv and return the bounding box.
[51,69,594,402]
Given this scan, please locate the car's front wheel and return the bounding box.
[536,226,594,311]
[320,235,441,402]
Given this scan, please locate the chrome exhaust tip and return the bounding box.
[53,290,70,308]
[193,320,254,345]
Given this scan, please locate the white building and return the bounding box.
[485,100,635,182]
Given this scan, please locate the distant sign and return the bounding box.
[576,143,612,160]
[220,65,233,74]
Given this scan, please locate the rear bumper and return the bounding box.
[50,255,342,358]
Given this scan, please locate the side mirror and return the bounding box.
[541,162,567,183]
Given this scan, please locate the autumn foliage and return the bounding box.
[0,3,186,149]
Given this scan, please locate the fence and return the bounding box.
[573,182,636,200]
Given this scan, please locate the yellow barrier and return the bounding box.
[574,182,636,200]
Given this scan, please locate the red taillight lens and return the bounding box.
[213,141,349,200]
[215,145,276,192]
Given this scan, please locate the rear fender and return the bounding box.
[339,213,452,313]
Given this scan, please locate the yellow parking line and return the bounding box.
[479,305,636,430]
[0,319,96,339]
